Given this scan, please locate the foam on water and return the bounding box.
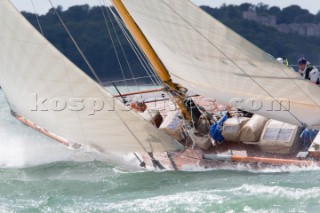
[100,190,225,212]
[18,182,319,212]
[0,90,141,169]
[0,124,95,168]
[181,160,320,174]
[1,88,320,173]
[231,184,320,200]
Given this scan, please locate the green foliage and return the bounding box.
[277,5,307,24]
[201,4,320,66]
[314,12,320,24]
[23,5,147,84]
[22,3,320,83]
[268,6,281,16]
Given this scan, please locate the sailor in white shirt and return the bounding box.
[298,57,320,84]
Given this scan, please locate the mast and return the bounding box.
[111,0,191,120]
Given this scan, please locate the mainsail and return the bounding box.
[119,0,320,129]
[0,0,177,152]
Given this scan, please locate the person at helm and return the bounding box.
[298,57,319,84]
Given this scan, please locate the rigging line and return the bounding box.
[42,0,87,146]
[278,61,320,109]
[100,3,129,91]
[108,9,155,75]
[146,147,185,161]
[47,0,102,84]
[279,69,320,109]
[98,3,163,153]
[27,1,163,154]
[30,0,44,35]
[110,11,162,87]
[108,6,156,87]
[102,74,158,85]
[158,83,186,113]
[291,65,320,67]
[265,57,320,109]
[112,108,151,154]
[240,66,320,108]
[268,55,320,108]
[107,12,160,99]
[161,88,183,115]
[109,9,163,86]
[103,1,139,88]
[160,0,306,127]
[115,24,162,88]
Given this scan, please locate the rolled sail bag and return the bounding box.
[258,119,302,154]
[240,114,269,142]
[222,117,250,142]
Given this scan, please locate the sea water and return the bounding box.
[1,90,320,212]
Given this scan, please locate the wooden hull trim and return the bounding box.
[14,113,71,147]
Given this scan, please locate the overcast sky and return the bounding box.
[10,0,319,15]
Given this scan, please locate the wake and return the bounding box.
[1,90,320,172]
[0,91,140,169]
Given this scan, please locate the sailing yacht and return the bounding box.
[1,0,320,170]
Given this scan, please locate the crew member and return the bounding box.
[298,57,319,84]
[276,57,289,67]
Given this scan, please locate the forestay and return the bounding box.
[0,0,177,152]
[120,0,320,128]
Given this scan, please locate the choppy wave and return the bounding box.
[0,86,165,171]
[231,184,320,200]
[2,179,318,213]
[1,157,320,212]
[0,90,141,169]
[2,89,320,174]
[2,88,320,212]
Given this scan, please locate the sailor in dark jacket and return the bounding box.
[298,57,319,84]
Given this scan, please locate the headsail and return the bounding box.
[119,0,320,129]
[0,0,177,152]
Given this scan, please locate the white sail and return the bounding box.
[0,0,178,152]
[120,0,320,129]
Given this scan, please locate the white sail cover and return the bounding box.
[0,0,178,152]
[120,0,320,129]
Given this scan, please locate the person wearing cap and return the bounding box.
[298,57,319,84]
